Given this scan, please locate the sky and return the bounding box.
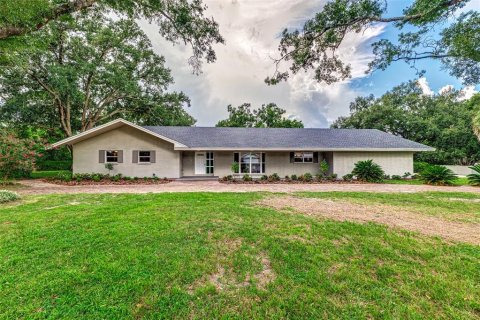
[140,0,480,128]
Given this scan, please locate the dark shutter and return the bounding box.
[150,150,156,163]
[290,152,294,163]
[234,152,239,163]
[117,150,123,163]
[99,150,105,163]
[132,150,138,163]
[313,152,319,163]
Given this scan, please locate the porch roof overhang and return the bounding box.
[174,147,435,152]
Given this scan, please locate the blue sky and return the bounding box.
[142,0,479,127]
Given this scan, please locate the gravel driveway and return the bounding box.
[14,179,480,195]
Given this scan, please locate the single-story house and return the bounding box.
[51,118,434,179]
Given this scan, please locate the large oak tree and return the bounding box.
[0,12,196,138]
[266,0,479,86]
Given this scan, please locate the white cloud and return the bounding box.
[459,86,478,100]
[417,77,434,96]
[139,0,384,127]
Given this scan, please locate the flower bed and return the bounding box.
[219,179,368,185]
[45,173,171,186]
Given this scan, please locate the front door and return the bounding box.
[195,152,206,174]
[195,152,214,175]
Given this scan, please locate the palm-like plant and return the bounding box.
[351,160,384,182]
[467,164,480,186]
[419,165,457,185]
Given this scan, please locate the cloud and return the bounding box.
[421,77,477,100]
[417,77,434,96]
[139,0,384,127]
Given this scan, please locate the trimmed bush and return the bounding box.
[268,173,280,182]
[342,173,354,181]
[291,174,298,181]
[352,160,385,182]
[419,165,457,185]
[242,174,252,182]
[0,190,20,203]
[391,175,402,180]
[303,172,313,182]
[260,175,268,181]
[467,164,480,186]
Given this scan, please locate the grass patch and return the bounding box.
[0,193,479,319]
[384,177,470,186]
[30,170,72,179]
[298,191,480,223]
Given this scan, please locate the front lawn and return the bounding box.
[384,177,470,186]
[0,193,479,319]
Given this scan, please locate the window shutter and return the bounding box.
[99,150,105,163]
[313,152,319,163]
[234,152,239,163]
[290,152,294,163]
[150,150,156,163]
[132,151,138,163]
[117,150,123,163]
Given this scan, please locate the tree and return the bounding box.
[216,103,304,128]
[266,0,479,86]
[0,12,196,139]
[0,0,224,72]
[332,81,480,165]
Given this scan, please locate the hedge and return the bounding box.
[36,160,72,171]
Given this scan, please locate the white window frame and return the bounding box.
[205,152,214,174]
[294,151,313,163]
[240,152,265,174]
[105,150,119,163]
[138,150,151,164]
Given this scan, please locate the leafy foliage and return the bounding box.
[351,160,385,182]
[0,0,224,72]
[419,165,457,185]
[467,164,480,186]
[0,130,42,179]
[0,12,195,138]
[267,0,478,86]
[333,81,480,165]
[216,103,303,128]
[0,190,20,203]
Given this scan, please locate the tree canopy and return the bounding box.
[0,11,196,138]
[216,103,304,128]
[332,81,480,165]
[0,0,224,72]
[266,0,479,86]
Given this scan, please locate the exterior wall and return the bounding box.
[333,151,414,177]
[72,125,181,178]
[444,165,477,176]
[181,151,195,176]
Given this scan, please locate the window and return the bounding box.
[238,152,265,174]
[138,151,151,163]
[105,150,119,163]
[294,152,313,163]
[206,152,214,174]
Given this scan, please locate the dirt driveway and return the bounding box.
[14,179,480,195]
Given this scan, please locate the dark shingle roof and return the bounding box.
[143,126,433,150]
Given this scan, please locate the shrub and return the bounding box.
[284,175,290,181]
[243,174,252,181]
[319,160,329,178]
[260,174,268,181]
[0,130,41,179]
[269,173,280,181]
[342,173,354,181]
[0,190,20,203]
[403,172,411,179]
[58,172,72,182]
[383,174,391,180]
[36,160,72,171]
[467,164,480,186]
[328,173,338,181]
[231,162,239,174]
[352,160,385,182]
[414,162,430,173]
[105,163,114,173]
[419,165,457,185]
[303,172,313,182]
[391,175,402,180]
[291,174,298,181]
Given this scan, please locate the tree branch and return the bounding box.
[0,0,97,40]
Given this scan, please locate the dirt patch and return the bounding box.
[254,252,276,290]
[258,196,480,245]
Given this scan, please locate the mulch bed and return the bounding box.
[44,179,172,186]
[219,180,369,185]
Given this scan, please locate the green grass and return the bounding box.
[384,177,470,186]
[30,170,72,179]
[298,191,480,223]
[0,193,479,319]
